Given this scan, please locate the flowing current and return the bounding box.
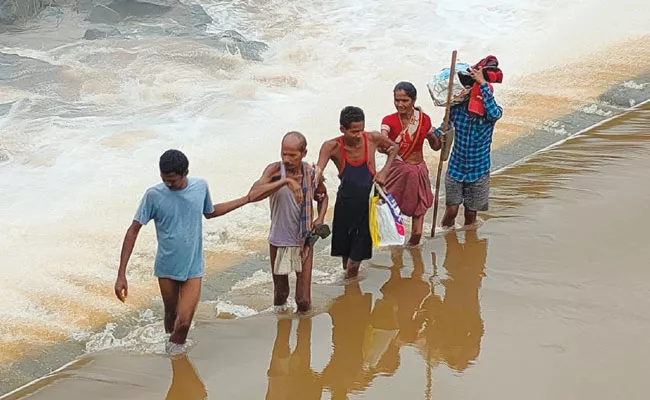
[1,0,650,385]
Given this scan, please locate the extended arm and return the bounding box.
[244,162,303,204]
[204,195,249,219]
[368,131,398,185]
[315,140,337,186]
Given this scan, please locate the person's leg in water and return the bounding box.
[169,277,202,345]
[345,259,362,279]
[159,278,181,334]
[441,174,463,229]
[341,256,360,279]
[463,173,489,226]
[270,245,290,307]
[464,208,478,226]
[441,205,460,228]
[408,215,424,246]
[345,206,373,279]
[295,245,313,312]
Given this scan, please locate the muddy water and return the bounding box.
[5,105,650,400]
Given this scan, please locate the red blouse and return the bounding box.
[381,110,432,159]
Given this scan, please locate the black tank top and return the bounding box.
[336,133,375,203]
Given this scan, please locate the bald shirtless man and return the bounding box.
[316,106,398,279]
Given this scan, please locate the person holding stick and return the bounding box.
[433,57,503,228]
[380,82,443,246]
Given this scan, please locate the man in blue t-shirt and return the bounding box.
[114,149,249,353]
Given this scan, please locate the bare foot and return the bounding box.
[462,216,484,230]
[435,224,458,235]
[405,238,423,248]
[296,308,315,319]
[344,268,360,279]
[166,340,190,356]
[274,302,292,314]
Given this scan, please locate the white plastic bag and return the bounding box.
[427,62,471,107]
[369,184,405,247]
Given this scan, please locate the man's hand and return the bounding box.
[471,67,487,85]
[246,183,262,204]
[367,131,398,184]
[314,165,323,186]
[287,178,303,204]
[115,221,141,302]
[440,120,455,136]
[316,141,337,187]
[114,275,128,302]
[374,169,388,186]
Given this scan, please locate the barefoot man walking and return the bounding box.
[316,106,398,279]
[247,132,329,312]
[114,149,249,353]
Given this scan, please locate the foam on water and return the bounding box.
[84,322,172,354]
[581,104,613,117]
[214,300,259,318]
[82,308,188,354]
[623,80,649,90]
[1,0,650,367]
[231,269,274,291]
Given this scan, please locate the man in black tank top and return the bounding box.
[316,106,398,279]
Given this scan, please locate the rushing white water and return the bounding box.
[1,0,650,365]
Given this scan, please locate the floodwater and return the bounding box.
[5,103,650,400]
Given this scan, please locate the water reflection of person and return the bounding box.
[165,354,207,400]
[320,282,373,399]
[420,230,487,372]
[320,250,435,398]
[266,318,322,399]
[382,247,431,347]
[363,247,432,375]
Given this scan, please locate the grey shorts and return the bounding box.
[445,172,490,211]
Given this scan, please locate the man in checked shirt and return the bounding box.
[432,64,503,228]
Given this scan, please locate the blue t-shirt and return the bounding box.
[134,178,214,281]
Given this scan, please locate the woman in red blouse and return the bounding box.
[381,82,442,246]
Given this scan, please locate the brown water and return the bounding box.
[5,104,650,399]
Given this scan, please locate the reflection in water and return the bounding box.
[319,240,487,398]
[266,318,322,399]
[165,355,207,400]
[419,230,487,373]
[382,248,431,347]
[266,233,488,399]
[366,247,432,375]
[320,283,373,399]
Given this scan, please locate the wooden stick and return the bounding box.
[431,50,457,237]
